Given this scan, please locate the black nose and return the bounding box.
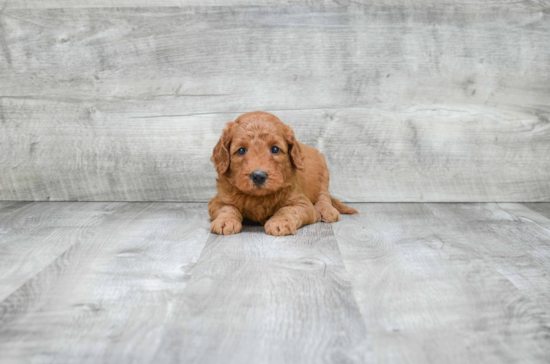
[250,170,268,185]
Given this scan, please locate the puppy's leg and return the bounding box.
[314,192,340,223]
[265,197,316,236]
[208,198,243,235]
[310,154,340,223]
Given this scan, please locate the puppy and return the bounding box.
[208,111,358,236]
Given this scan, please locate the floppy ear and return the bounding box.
[285,125,305,172]
[211,121,235,175]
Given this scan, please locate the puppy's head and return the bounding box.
[212,111,304,196]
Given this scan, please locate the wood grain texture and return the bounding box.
[429,203,550,310]
[0,201,126,301]
[523,203,550,220]
[1,105,549,202]
[155,223,373,364]
[0,203,373,364]
[333,203,550,363]
[2,202,550,363]
[1,6,549,202]
[2,0,550,9]
[0,202,211,364]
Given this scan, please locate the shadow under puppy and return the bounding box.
[209,111,358,236]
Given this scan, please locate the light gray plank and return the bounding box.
[428,203,550,310]
[333,203,550,364]
[0,202,211,364]
[0,214,374,364]
[0,201,127,301]
[523,203,550,220]
[2,7,548,108]
[155,223,373,364]
[1,105,549,202]
[1,0,549,9]
[1,6,549,202]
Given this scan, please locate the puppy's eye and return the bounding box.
[270,146,280,154]
[237,148,247,155]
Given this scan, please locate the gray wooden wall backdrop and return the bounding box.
[1,1,549,202]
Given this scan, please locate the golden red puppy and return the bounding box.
[209,111,357,236]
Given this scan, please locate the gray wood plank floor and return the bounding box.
[1,202,550,363]
[333,203,550,364]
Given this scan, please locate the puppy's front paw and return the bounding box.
[211,218,242,235]
[265,216,297,236]
[315,204,340,223]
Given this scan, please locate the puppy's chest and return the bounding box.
[239,196,282,223]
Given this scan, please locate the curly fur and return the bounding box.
[208,111,358,236]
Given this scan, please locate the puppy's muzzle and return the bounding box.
[250,170,268,186]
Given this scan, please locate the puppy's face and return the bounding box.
[212,112,305,196]
[229,121,290,196]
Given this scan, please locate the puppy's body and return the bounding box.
[209,111,357,236]
[213,142,337,223]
